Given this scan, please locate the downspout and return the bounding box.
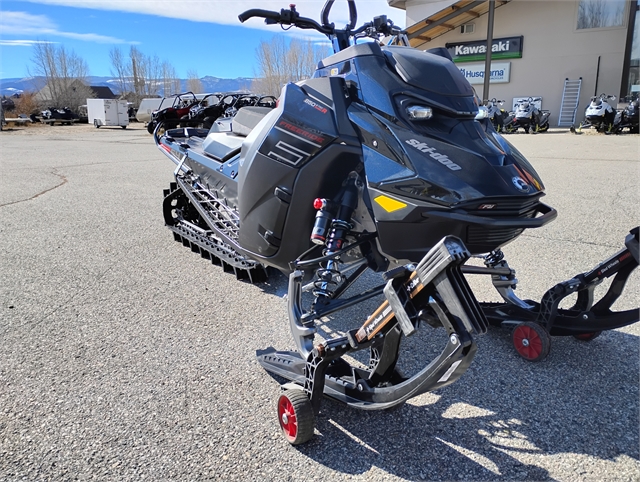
[594,56,601,96]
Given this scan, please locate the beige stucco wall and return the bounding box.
[405,0,629,126]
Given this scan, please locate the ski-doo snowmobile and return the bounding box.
[573,93,618,133]
[483,98,514,133]
[615,95,639,134]
[511,97,550,133]
[155,0,639,445]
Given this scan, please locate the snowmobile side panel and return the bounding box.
[237,77,363,270]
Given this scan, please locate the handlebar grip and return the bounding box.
[238,9,281,23]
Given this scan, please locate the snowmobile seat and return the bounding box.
[202,133,245,162]
[231,106,273,137]
[201,106,273,162]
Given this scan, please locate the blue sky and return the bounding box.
[0,0,406,80]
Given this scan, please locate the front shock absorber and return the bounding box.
[310,175,360,302]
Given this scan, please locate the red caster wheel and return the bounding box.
[512,322,551,362]
[277,388,315,445]
[573,331,602,341]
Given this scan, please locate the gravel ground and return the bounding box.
[0,122,638,481]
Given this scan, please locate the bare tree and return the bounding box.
[129,46,145,99]
[109,46,179,103]
[30,42,94,109]
[109,47,129,96]
[577,0,625,29]
[187,69,203,94]
[252,36,329,96]
[161,61,181,96]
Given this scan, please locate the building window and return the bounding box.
[577,0,626,29]
[461,23,475,34]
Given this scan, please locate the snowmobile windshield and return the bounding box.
[382,46,474,98]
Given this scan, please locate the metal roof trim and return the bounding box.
[406,0,512,45]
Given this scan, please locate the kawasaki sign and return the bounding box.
[446,36,523,63]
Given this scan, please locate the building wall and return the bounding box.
[406,0,629,126]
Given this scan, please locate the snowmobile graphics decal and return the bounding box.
[356,272,426,341]
[373,195,407,213]
[405,139,462,171]
[259,115,333,166]
[303,98,329,114]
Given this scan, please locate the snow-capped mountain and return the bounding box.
[0,76,255,97]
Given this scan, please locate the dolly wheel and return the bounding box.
[573,331,602,342]
[277,389,315,445]
[512,322,550,362]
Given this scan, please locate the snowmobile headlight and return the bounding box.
[407,106,433,120]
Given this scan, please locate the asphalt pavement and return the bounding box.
[1,123,638,481]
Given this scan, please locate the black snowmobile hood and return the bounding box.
[348,106,545,206]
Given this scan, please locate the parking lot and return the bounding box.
[1,123,638,481]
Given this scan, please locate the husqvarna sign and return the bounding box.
[458,62,511,84]
[446,36,523,63]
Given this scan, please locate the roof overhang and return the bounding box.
[404,0,512,47]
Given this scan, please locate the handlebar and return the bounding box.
[239,6,333,34]
[239,1,404,52]
[238,9,282,23]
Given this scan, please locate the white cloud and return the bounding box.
[1,10,131,43]
[0,39,52,47]
[15,0,406,30]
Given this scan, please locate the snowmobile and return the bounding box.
[572,93,618,134]
[615,95,639,134]
[155,1,639,445]
[511,97,550,133]
[483,98,514,133]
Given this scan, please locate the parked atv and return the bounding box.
[178,93,278,129]
[147,92,200,134]
[154,0,639,445]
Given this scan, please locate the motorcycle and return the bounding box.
[154,0,639,445]
[511,97,550,133]
[573,93,618,134]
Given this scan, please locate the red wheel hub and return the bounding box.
[513,325,543,360]
[277,395,298,441]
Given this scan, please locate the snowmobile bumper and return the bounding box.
[258,235,488,411]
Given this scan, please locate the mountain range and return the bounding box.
[0,75,255,97]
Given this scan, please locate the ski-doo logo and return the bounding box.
[512,176,530,193]
[405,139,462,171]
[304,98,328,114]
